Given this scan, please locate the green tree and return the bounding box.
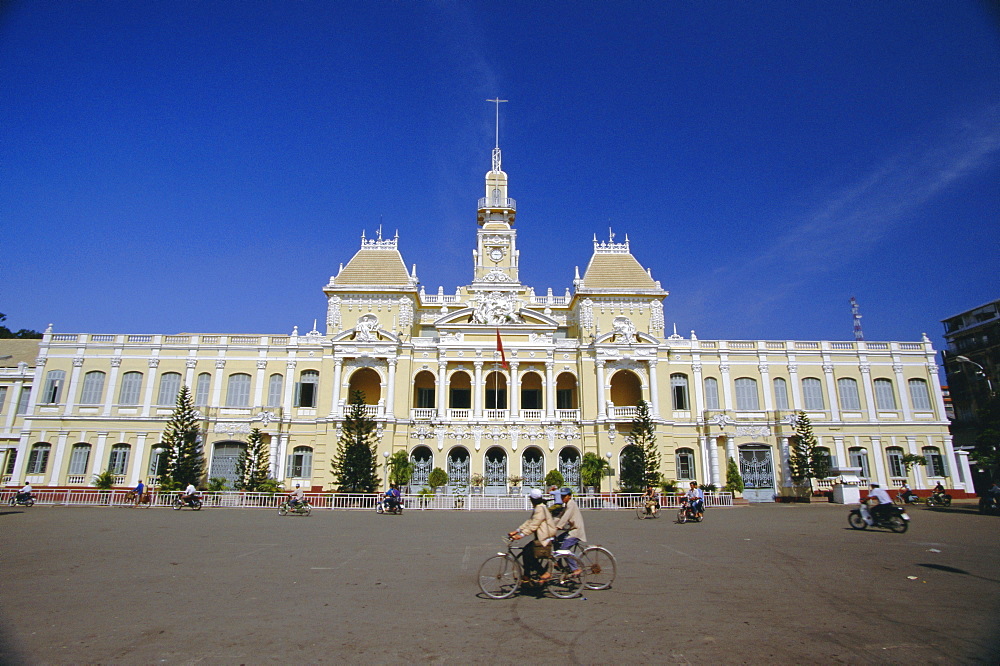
[580,452,610,489]
[160,385,205,490]
[387,450,413,487]
[330,391,380,492]
[618,444,645,492]
[724,457,745,495]
[629,400,661,488]
[789,410,825,496]
[971,393,1000,483]
[427,467,449,489]
[0,313,42,339]
[235,427,271,491]
[544,469,564,489]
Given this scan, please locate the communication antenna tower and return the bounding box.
[850,297,865,341]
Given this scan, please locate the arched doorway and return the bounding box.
[739,444,775,503]
[609,370,642,407]
[558,447,581,491]
[449,371,471,410]
[410,445,433,488]
[413,371,435,409]
[209,441,245,489]
[485,446,508,494]
[556,373,578,412]
[484,371,507,411]
[520,372,543,412]
[447,446,470,489]
[521,446,544,489]
[348,368,381,404]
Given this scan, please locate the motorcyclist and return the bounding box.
[16,481,33,503]
[289,483,305,509]
[686,481,705,520]
[931,482,946,501]
[182,483,199,506]
[898,482,915,504]
[384,484,402,512]
[508,488,557,582]
[863,483,894,524]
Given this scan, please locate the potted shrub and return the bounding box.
[387,451,414,492]
[580,452,610,494]
[428,467,448,495]
[507,474,523,494]
[544,469,564,492]
[92,468,115,504]
[660,479,678,495]
[470,472,485,495]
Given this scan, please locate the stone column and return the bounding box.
[253,359,268,409]
[832,436,847,469]
[648,359,660,418]
[90,432,109,478]
[473,361,484,418]
[63,357,85,416]
[758,359,773,412]
[719,359,733,410]
[778,436,792,487]
[596,360,607,419]
[954,449,974,493]
[725,434,736,470]
[941,434,962,490]
[211,359,226,408]
[906,436,925,488]
[128,433,147,484]
[859,362,876,420]
[869,437,888,486]
[385,359,397,418]
[709,435,721,486]
[544,361,555,419]
[328,358,343,417]
[284,359,298,414]
[185,358,197,389]
[893,361,913,421]
[823,361,839,422]
[508,361,519,416]
[102,358,121,417]
[787,358,802,410]
[436,361,447,418]
[141,358,160,418]
[47,431,69,486]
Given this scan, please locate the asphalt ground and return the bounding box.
[1,501,998,665]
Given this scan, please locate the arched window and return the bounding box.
[348,368,380,405]
[735,378,759,410]
[413,371,435,408]
[813,446,833,475]
[225,373,251,407]
[68,444,91,476]
[704,377,720,410]
[837,378,861,410]
[909,379,932,411]
[448,371,471,409]
[520,372,543,411]
[848,446,870,478]
[194,372,211,406]
[802,377,824,410]
[267,373,283,407]
[886,446,905,478]
[874,379,896,410]
[80,371,106,405]
[675,447,695,480]
[41,369,66,404]
[484,371,508,410]
[109,444,130,476]
[118,372,143,405]
[295,369,319,408]
[157,372,182,406]
[671,374,689,410]
[609,370,642,407]
[922,446,946,477]
[287,446,313,478]
[27,443,51,474]
[773,377,789,410]
[556,373,577,410]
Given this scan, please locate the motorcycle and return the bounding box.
[676,499,703,524]
[171,494,203,510]
[8,494,35,507]
[278,499,312,516]
[893,492,921,505]
[925,492,952,508]
[979,494,999,515]
[848,503,909,533]
[376,496,403,515]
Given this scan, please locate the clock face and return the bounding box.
[489,248,504,262]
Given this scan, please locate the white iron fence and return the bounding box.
[0,489,733,511]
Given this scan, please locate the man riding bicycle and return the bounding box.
[508,488,557,582]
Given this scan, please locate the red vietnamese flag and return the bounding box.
[496,328,510,370]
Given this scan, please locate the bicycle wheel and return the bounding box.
[547,558,586,599]
[635,505,645,519]
[677,508,687,523]
[580,546,617,590]
[478,555,521,599]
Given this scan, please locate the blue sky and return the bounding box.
[3,1,998,354]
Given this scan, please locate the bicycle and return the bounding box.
[477,539,588,599]
[635,498,659,520]
[568,540,617,590]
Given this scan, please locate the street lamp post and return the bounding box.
[383,451,390,490]
[605,451,613,495]
[955,355,994,395]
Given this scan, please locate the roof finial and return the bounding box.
[486,97,508,172]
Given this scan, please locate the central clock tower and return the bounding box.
[472,145,520,287]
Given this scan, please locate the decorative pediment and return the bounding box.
[594,330,659,345]
[330,328,401,344]
[432,307,559,328]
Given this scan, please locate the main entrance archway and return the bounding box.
[485,446,508,494]
[739,444,775,502]
[208,441,245,489]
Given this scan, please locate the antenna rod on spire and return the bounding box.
[486,98,508,172]
[850,297,865,341]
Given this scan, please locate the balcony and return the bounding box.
[519,409,543,420]
[556,409,580,421]
[609,406,638,419]
[485,409,509,420]
[448,408,471,420]
[478,196,516,210]
[411,408,436,420]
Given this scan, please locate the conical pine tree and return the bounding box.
[330,391,380,492]
[160,385,205,489]
[632,400,661,488]
[789,410,821,495]
[235,427,271,491]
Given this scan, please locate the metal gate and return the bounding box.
[739,445,775,502]
[522,448,544,489]
[410,447,432,488]
[485,447,507,494]
[558,448,581,491]
[208,442,245,489]
[447,449,470,490]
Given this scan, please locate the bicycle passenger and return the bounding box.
[508,488,557,582]
[553,487,585,575]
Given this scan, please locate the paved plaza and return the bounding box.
[1,501,998,664]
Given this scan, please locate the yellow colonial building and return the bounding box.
[0,143,967,500]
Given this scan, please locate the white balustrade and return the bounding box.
[410,408,436,420]
[519,409,543,420]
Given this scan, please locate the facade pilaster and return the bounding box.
[63,357,85,416]
[436,361,447,418]
[385,359,397,418]
[544,361,555,419]
[869,437,888,486]
[473,361,484,418]
[859,362,876,420]
[832,436,847,469]
[90,432,109,478]
[129,433,147,484]
[787,357,802,410]
[102,357,122,416]
[893,360,913,421]
[211,359,226,407]
[758,358,773,412]
[906,436,925,488]
[724,434,736,469]
[822,360,839,421]
[141,358,160,417]
[954,449,974,492]
[283,359,297,414]
[330,357,343,416]
[691,361,704,413]
[596,360,607,419]
[648,359,659,418]
[508,361,519,415]
[253,359,267,408]
[941,434,962,489]
[719,357,732,410]
[185,358,197,389]
[778,436,792,487]
[48,431,70,486]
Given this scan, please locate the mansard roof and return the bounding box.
[329,233,416,290]
[578,236,663,293]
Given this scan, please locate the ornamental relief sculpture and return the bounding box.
[353,314,380,342]
[472,291,522,325]
[612,316,638,343]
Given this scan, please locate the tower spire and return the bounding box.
[486,97,508,172]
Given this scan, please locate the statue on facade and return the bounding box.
[354,314,380,342]
[612,316,637,343]
[472,291,521,325]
